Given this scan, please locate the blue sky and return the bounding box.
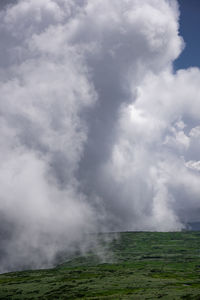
[175,0,200,69]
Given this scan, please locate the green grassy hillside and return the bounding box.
[1,231,200,299]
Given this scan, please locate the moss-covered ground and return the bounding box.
[0,231,200,299]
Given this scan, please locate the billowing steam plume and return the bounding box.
[0,0,200,272]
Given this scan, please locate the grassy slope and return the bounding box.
[0,232,200,299]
